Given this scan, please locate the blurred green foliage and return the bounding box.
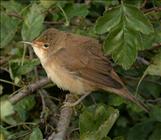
[0,0,161,140]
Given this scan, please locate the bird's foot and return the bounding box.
[63,93,90,108]
[63,101,79,107]
[63,99,83,107]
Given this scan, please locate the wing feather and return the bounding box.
[54,33,123,89]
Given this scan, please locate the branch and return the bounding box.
[7,12,23,19]
[137,56,149,65]
[143,6,161,14]
[9,78,51,104]
[48,94,76,140]
[39,89,58,127]
[145,98,161,104]
[147,43,161,50]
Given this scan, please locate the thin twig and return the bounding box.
[41,90,58,124]
[39,90,47,124]
[5,122,37,129]
[141,0,148,9]
[147,43,161,50]
[39,89,58,125]
[0,79,21,87]
[8,78,51,104]
[27,46,39,80]
[48,94,76,140]
[57,4,69,26]
[7,12,23,20]
[137,56,149,65]
[123,75,161,86]
[144,6,161,14]
[39,89,59,136]
[145,98,161,104]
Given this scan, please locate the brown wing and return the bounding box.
[54,33,123,89]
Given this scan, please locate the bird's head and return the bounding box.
[22,28,60,63]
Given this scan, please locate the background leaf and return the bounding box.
[0,13,20,48]
[104,24,139,69]
[21,4,45,41]
[14,96,36,121]
[0,100,15,121]
[95,6,121,34]
[29,127,43,140]
[80,105,119,140]
[40,0,56,9]
[0,99,16,124]
[125,4,154,34]
[64,3,89,19]
[9,58,40,81]
[1,0,23,13]
[136,50,161,92]
[95,3,154,69]
[127,121,155,140]
[146,49,161,76]
[150,106,161,122]
[149,124,161,140]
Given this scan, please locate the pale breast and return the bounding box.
[42,61,89,95]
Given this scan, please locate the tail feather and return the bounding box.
[103,87,149,112]
[123,89,149,113]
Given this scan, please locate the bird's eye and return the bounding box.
[43,43,49,48]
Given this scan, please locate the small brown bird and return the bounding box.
[24,28,148,112]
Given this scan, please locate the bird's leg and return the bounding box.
[63,93,91,107]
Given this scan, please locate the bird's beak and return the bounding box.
[20,41,44,48]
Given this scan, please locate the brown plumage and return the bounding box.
[31,28,148,112]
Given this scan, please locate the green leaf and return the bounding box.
[116,117,128,128]
[29,127,43,140]
[124,4,154,35]
[136,50,161,92]
[40,0,56,9]
[80,104,119,140]
[107,95,125,107]
[16,59,40,75]
[64,3,89,19]
[102,137,112,140]
[155,28,161,43]
[21,4,45,41]
[124,0,144,8]
[95,3,154,69]
[0,85,3,95]
[127,102,143,113]
[0,13,20,48]
[0,125,11,140]
[113,136,125,140]
[140,33,156,49]
[9,58,40,81]
[0,99,15,123]
[104,24,139,69]
[146,50,161,76]
[95,6,122,34]
[127,121,155,140]
[14,96,36,121]
[92,0,119,6]
[1,0,23,13]
[137,79,161,98]
[150,106,161,122]
[149,124,161,140]
[94,108,119,140]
